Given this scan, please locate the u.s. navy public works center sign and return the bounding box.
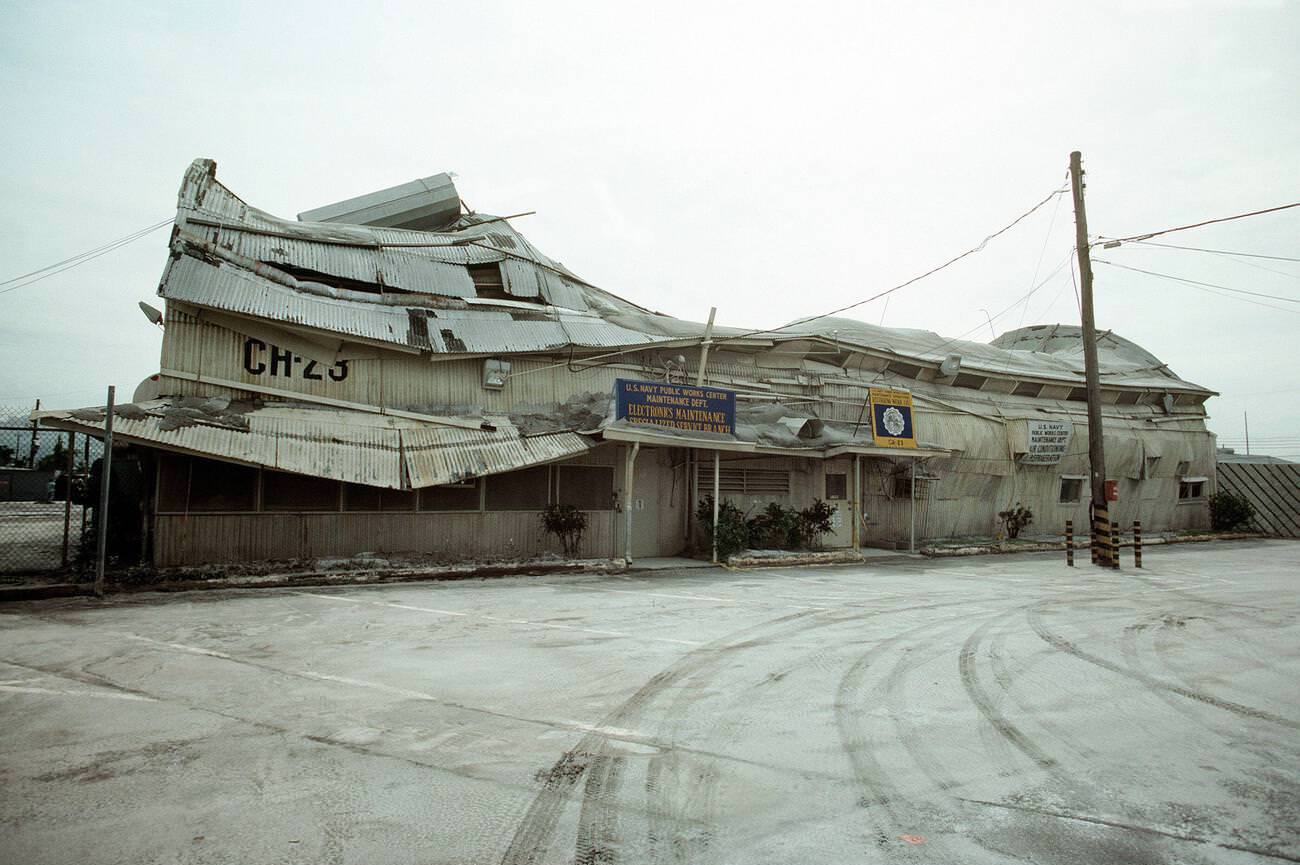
[615,379,736,435]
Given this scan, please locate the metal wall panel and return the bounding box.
[155,510,618,567]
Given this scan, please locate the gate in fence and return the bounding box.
[0,426,97,576]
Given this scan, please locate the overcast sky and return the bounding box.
[2,1,1297,456]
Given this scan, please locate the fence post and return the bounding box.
[1111,520,1120,570]
[94,386,115,597]
[61,431,74,568]
[1133,520,1142,568]
[1066,519,1074,566]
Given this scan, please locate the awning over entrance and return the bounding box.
[35,398,594,489]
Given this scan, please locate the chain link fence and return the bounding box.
[0,423,99,577]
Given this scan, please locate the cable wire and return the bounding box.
[710,178,1072,348]
[1095,200,1300,247]
[0,219,173,296]
[1093,259,1300,312]
[1121,239,1300,263]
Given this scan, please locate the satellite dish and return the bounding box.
[940,354,962,377]
[138,301,164,326]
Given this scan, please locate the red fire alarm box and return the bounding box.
[1104,479,1118,502]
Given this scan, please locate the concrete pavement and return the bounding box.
[0,540,1296,864]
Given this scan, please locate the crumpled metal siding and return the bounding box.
[36,402,405,488]
[38,400,594,491]
[402,419,593,488]
[501,258,542,298]
[162,255,448,352]
[210,230,486,297]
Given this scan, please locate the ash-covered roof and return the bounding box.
[157,159,1211,395]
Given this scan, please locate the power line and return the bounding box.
[1123,239,1300,263]
[0,219,173,297]
[711,178,1072,348]
[1093,259,1300,313]
[1094,200,1300,247]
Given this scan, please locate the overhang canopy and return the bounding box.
[36,398,594,490]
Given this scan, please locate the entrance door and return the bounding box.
[822,458,853,548]
[630,450,661,558]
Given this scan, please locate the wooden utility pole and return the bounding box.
[1070,151,1110,567]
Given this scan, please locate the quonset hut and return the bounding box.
[38,161,1217,566]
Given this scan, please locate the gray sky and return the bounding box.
[2,1,1297,456]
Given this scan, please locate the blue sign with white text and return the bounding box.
[615,379,735,435]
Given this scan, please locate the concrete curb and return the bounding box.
[725,550,917,569]
[920,532,1269,558]
[0,559,628,603]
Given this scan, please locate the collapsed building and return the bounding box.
[37,161,1217,566]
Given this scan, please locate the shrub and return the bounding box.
[696,495,750,560]
[540,504,588,557]
[1209,491,1255,531]
[997,503,1034,539]
[747,502,801,549]
[797,499,837,548]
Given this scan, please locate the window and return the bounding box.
[343,483,417,511]
[556,465,615,510]
[891,473,936,498]
[158,453,257,513]
[825,473,847,500]
[696,465,790,496]
[419,479,482,511]
[1059,477,1084,504]
[1175,460,1190,477]
[1012,382,1044,398]
[262,470,340,511]
[1179,479,1206,501]
[485,466,550,510]
[952,373,987,391]
[1116,391,1142,405]
[468,264,508,300]
[885,361,922,380]
[1067,387,1089,402]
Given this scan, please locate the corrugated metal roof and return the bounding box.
[35,399,595,490]
[161,253,669,355]
[177,160,593,312]
[403,418,593,488]
[162,255,444,351]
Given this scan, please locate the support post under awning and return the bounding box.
[909,456,917,554]
[712,451,720,564]
[624,442,640,564]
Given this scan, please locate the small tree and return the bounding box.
[998,503,1034,539]
[1209,491,1255,531]
[696,495,750,560]
[540,504,588,557]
